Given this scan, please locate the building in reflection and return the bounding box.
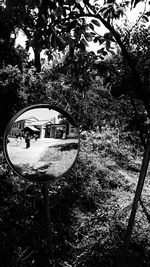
[9,116,78,139]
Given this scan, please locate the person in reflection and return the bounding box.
[25,132,31,149]
[34,134,38,142]
[15,134,19,146]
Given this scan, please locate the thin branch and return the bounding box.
[123,0,148,44]
[74,5,150,117]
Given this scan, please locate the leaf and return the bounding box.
[85,32,93,42]
[142,15,149,22]
[56,36,66,50]
[98,38,105,45]
[104,32,115,42]
[97,48,104,53]
[109,49,115,55]
[91,19,101,27]
[88,23,94,31]
[116,7,124,17]
[102,50,108,56]
[93,37,99,43]
[145,11,150,16]
[106,40,110,50]
[131,0,141,8]
[55,5,63,18]
[74,28,81,42]
[80,37,89,47]
[125,1,130,6]
[102,6,113,19]
[100,5,112,13]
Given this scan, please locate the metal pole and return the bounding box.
[42,183,54,266]
[117,133,150,266]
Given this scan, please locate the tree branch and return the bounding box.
[73,7,150,117]
[123,0,148,45]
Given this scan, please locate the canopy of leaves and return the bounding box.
[2,0,141,71]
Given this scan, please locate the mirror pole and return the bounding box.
[42,183,55,266]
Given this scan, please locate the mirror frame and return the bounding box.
[3,104,80,183]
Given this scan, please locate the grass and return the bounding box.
[9,143,79,182]
[1,127,150,266]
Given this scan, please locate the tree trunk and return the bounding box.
[34,48,41,72]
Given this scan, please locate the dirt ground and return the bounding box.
[6,137,79,181]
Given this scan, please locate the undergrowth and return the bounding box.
[0,127,150,266]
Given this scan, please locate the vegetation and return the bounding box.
[1,127,150,267]
[2,0,150,116]
[1,0,150,266]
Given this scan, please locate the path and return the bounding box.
[6,137,79,180]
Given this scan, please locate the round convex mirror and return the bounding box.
[3,104,80,183]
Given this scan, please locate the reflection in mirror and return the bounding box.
[4,106,79,182]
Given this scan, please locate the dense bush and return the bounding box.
[0,65,26,135]
[0,50,148,142]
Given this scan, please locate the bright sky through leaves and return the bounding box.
[15,1,150,56]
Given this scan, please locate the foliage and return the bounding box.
[3,0,150,126]
[0,65,27,135]
[110,22,150,95]
[0,49,148,139]
[0,65,49,131]
[22,67,48,105]
[0,65,48,135]
[0,5,30,70]
[3,0,148,71]
[1,0,150,125]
